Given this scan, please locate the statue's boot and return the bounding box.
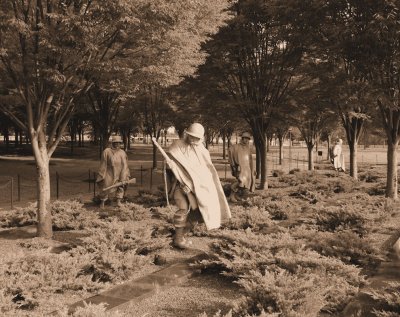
[229,192,238,203]
[173,227,191,249]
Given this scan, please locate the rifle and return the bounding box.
[151,137,198,209]
[102,178,136,192]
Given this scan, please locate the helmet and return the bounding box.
[241,132,251,139]
[111,135,123,143]
[185,123,205,139]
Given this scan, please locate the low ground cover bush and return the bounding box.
[0,200,100,230]
[0,203,37,228]
[198,229,365,316]
[366,281,400,317]
[0,199,172,316]
[243,196,295,220]
[51,200,101,230]
[132,188,166,207]
[314,205,367,235]
[222,206,273,231]
[293,227,384,270]
[0,247,102,315]
[70,220,169,283]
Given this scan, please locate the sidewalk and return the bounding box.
[341,245,400,316]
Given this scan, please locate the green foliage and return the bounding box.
[198,229,364,315]
[243,196,294,220]
[278,172,317,186]
[133,189,166,207]
[222,206,273,231]
[0,200,101,230]
[289,186,320,204]
[314,206,367,235]
[289,168,300,174]
[235,269,326,317]
[51,200,101,231]
[294,228,383,269]
[0,250,101,315]
[366,282,400,317]
[0,203,37,228]
[368,184,387,196]
[271,170,285,177]
[359,171,381,183]
[102,202,152,222]
[70,220,169,283]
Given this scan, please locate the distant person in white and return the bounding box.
[333,139,345,173]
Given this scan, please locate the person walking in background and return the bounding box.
[333,138,345,173]
[228,131,256,202]
[96,135,131,208]
[161,122,231,249]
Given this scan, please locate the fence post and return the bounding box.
[10,177,14,210]
[17,174,21,201]
[140,165,143,186]
[56,172,59,199]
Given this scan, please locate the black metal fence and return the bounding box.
[0,166,163,210]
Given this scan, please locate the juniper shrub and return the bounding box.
[133,189,166,207]
[271,169,285,177]
[243,196,294,220]
[0,250,101,315]
[199,229,365,315]
[51,200,101,230]
[0,200,100,230]
[69,221,169,282]
[314,205,367,235]
[0,203,37,228]
[365,281,400,317]
[222,206,273,231]
[294,228,384,269]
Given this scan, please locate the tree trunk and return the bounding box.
[127,130,132,150]
[255,144,261,179]
[279,137,283,165]
[14,130,19,147]
[259,138,268,189]
[327,136,331,161]
[307,144,314,170]
[78,129,82,147]
[70,132,74,155]
[152,142,158,169]
[4,130,9,149]
[349,140,358,180]
[222,132,226,159]
[386,141,398,199]
[253,132,268,189]
[32,139,53,238]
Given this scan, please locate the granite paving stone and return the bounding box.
[61,251,206,315]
